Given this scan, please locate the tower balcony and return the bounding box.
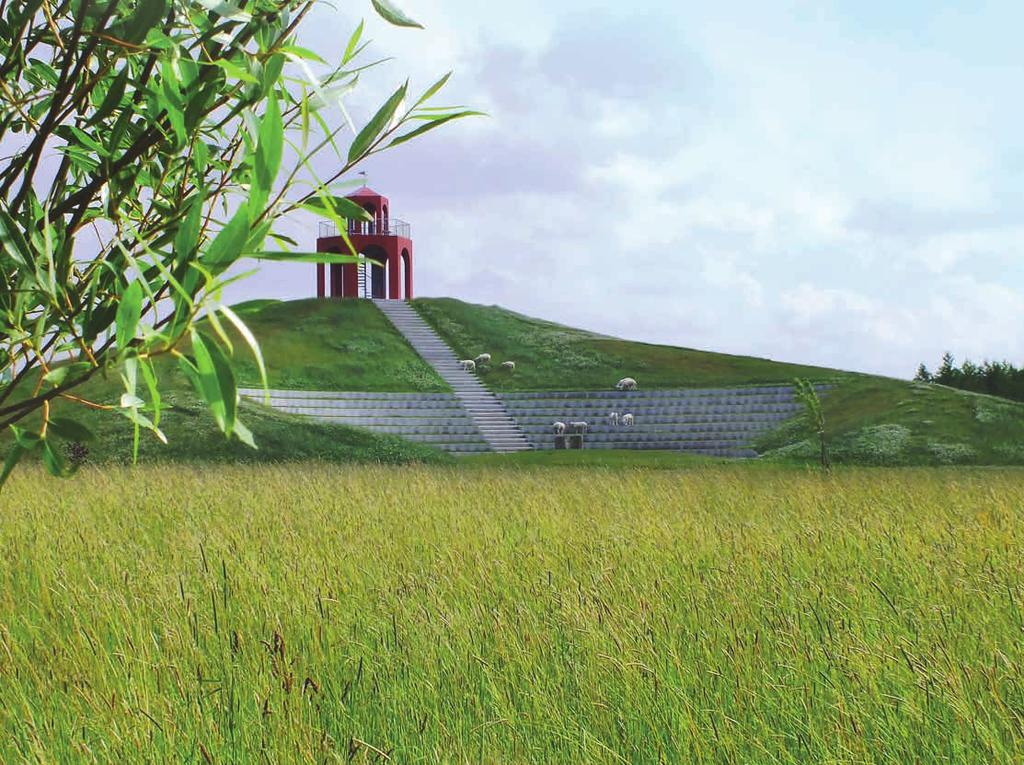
[318,219,411,240]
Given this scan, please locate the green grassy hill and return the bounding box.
[12,296,1024,468]
[755,376,1024,466]
[49,384,451,467]
[228,298,447,392]
[413,297,848,390]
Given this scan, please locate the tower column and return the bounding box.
[329,263,343,297]
[403,244,413,300]
[342,262,359,297]
[387,245,401,300]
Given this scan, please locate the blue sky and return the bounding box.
[229,0,1024,377]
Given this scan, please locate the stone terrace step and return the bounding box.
[496,385,814,455]
[238,386,488,454]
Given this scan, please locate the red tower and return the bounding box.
[315,186,414,300]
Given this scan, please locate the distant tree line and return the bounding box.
[915,353,1024,402]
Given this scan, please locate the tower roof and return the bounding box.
[347,185,384,199]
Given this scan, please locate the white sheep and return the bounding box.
[474,353,491,365]
[615,377,638,391]
[621,413,634,427]
[500,360,516,372]
[569,421,589,434]
[608,411,620,426]
[552,421,566,435]
[459,359,476,371]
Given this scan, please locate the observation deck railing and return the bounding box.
[318,219,411,239]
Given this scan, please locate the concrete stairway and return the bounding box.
[373,300,531,453]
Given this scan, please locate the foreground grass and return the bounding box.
[2,465,1023,762]
[413,297,844,391]
[461,449,729,469]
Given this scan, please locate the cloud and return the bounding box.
[224,1,1024,379]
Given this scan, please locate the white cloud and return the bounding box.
[702,256,764,307]
[225,2,1024,379]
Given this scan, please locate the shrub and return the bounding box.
[926,442,977,465]
[836,424,911,465]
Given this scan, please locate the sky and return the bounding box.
[225,0,1024,378]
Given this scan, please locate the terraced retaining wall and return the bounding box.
[241,384,821,457]
[499,385,814,457]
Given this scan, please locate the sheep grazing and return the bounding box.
[474,353,492,365]
[615,377,638,391]
[552,421,566,435]
[621,413,634,427]
[569,421,589,434]
[459,359,476,372]
[608,411,620,426]
[500,360,516,372]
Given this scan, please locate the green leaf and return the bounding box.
[415,71,451,107]
[388,110,484,148]
[120,393,145,408]
[370,0,424,28]
[118,406,167,445]
[201,205,251,275]
[210,57,259,84]
[251,92,283,218]
[41,439,71,477]
[188,332,237,436]
[260,54,285,100]
[203,334,238,436]
[11,426,40,451]
[277,45,326,65]
[42,361,92,387]
[195,0,251,22]
[87,67,129,126]
[0,209,34,271]
[119,0,167,44]
[174,192,204,267]
[187,334,225,430]
[348,82,407,162]
[342,20,365,64]
[233,418,256,449]
[115,280,143,351]
[219,304,268,401]
[0,444,25,490]
[301,195,374,222]
[138,358,162,429]
[48,417,95,443]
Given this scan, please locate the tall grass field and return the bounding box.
[2,465,1023,762]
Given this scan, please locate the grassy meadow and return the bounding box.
[2,464,1024,762]
[413,297,844,391]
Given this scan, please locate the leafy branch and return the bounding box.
[0,0,479,484]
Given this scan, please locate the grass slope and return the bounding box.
[756,376,1024,466]
[13,298,1024,468]
[27,358,451,467]
[3,465,1023,762]
[227,298,448,392]
[413,297,847,391]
